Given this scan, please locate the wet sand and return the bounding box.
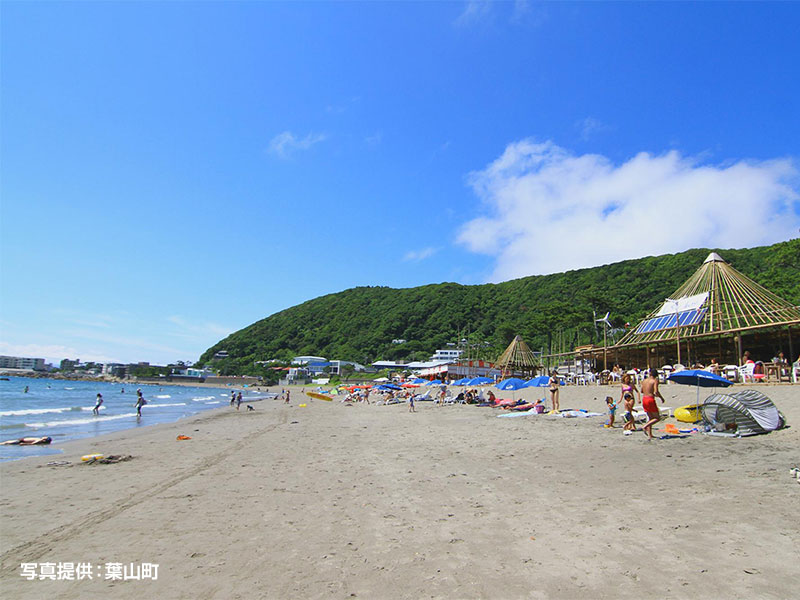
[1,383,798,599]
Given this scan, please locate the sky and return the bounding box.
[1,1,799,365]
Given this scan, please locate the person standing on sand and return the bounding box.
[93,393,104,415]
[236,391,242,411]
[548,371,560,413]
[285,389,290,404]
[640,368,665,439]
[230,391,236,407]
[409,393,416,413]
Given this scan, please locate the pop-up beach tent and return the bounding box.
[701,389,784,437]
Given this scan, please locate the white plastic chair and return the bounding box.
[792,361,800,383]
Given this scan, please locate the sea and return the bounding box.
[0,377,268,462]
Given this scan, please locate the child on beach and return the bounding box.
[619,373,639,435]
[93,393,103,416]
[604,396,617,428]
[622,392,637,435]
[409,394,416,412]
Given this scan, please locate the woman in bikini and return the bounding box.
[620,373,640,433]
[548,370,560,413]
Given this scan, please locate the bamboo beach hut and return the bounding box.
[602,252,800,368]
[495,335,541,378]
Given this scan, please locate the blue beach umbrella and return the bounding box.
[451,377,472,386]
[524,376,550,388]
[495,378,527,391]
[425,379,443,386]
[467,377,493,385]
[667,369,732,388]
[411,378,427,384]
[668,369,733,405]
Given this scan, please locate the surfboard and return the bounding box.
[306,391,333,402]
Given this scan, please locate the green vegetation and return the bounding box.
[198,240,800,373]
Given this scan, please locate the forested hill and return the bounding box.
[198,240,800,374]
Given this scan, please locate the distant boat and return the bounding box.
[0,377,9,381]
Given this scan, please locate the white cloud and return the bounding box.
[166,315,233,340]
[458,139,800,282]
[455,1,492,27]
[576,117,611,140]
[403,247,438,262]
[0,341,116,364]
[268,131,326,158]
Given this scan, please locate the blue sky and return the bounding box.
[2,1,799,365]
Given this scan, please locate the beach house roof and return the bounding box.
[495,335,540,375]
[614,252,800,347]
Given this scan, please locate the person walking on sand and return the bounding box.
[134,391,146,417]
[230,391,236,407]
[641,368,665,439]
[236,391,242,411]
[285,389,290,404]
[93,393,104,416]
[409,393,416,413]
[548,371,560,413]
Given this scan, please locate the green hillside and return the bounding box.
[198,239,800,375]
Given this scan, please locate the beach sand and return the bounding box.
[1,383,798,599]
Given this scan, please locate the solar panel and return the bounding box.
[635,308,707,334]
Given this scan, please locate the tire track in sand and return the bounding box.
[0,410,288,574]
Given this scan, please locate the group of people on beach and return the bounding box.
[602,369,665,439]
[90,388,147,418]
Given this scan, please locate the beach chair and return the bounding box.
[738,363,764,383]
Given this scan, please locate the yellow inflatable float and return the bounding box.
[674,404,703,423]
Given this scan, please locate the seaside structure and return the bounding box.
[0,355,46,371]
[593,252,800,368]
[495,335,541,378]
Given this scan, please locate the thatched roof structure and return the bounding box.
[614,252,800,348]
[495,335,540,376]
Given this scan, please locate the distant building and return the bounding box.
[102,363,127,377]
[0,355,46,371]
[292,355,326,365]
[372,360,409,370]
[213,351,229,360]
[430,349,463,361]
[329,360,366,374]
[60,358,80,371]
[391,339,407,344]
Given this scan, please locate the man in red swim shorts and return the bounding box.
[640,368,666,439]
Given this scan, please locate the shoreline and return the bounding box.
[2,383,798,598]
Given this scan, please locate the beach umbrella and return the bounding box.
[411,378,427,384]
[495,378,526,391]
[524,375,550,388]
[495,377,527,402]
[378,383,402,390]
[467,376,493,385]
[451,377,471,386]
[425,379,443,386]
[667,369,733,406]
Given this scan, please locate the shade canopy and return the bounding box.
[495,378,527,391]
[667,369,733,388]
[495,335,540,376]
[524,375,551,388]
[615,252,800,347]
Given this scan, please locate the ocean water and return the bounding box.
[0,377,268,461]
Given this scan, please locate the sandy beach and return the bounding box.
[1,383,798,599]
